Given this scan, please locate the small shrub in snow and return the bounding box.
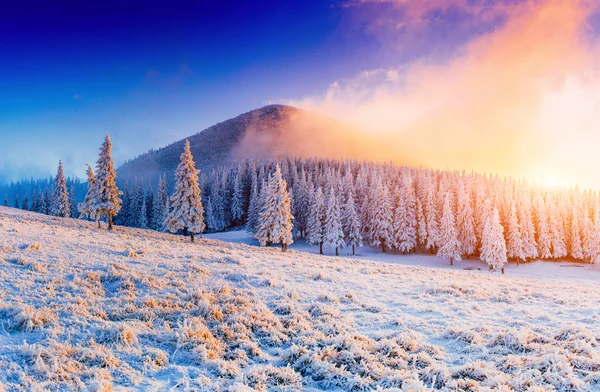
[1,305,56,332]
[242,364,302,391]
[24,260,48,273]
[97,324,138,346]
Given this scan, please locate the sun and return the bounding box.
[543,175,560,189]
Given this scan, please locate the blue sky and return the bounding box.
[0,0,501,182]
[4,0,594,186]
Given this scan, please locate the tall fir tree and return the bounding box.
[21,194,29,211]
[369,177,393,253]
[481,206,507,274]
[79,164,98,224]
[151,174,168,231]
[437,192,462,265]
[342,192,362,255]
[51,160,70,217]
[392,173,418,253]
[255,166,294,251]
[456,183,477,256]
[506,198,526,263]
[306,186,326,254]
[90,135,122,230]
[323,187,345,255]
[165,140,205,242]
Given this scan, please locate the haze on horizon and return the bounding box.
[2,0,600,189]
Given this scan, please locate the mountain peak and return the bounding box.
[116,104,356,185]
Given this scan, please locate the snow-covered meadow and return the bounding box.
[1,206,600,391]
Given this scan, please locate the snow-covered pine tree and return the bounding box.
[306,186,326,254]
[139,193,148,229]
[255,166,294,251]
[481,206,507,274]
[69,185,77,218]
[534,192,552,259]
[208,181,226,232]
[145,188,154,229]
[115,181,130,226]
[392,173,417,253]
[323,187,345,255]
[369,177,393,253]
[517,190,538,260]
[424,180,439,253]
[14,195,19,209]
[3,194,8,207]
[79,164,99,225]
[342,192,362,255]
[231,171,246,225]
[569,199,584,260]
[246,171,260,234]
[151,174,168,231]
[547,195,567,259]
[90,135,122,230]
[437,192,461,265]
[43,189,51,215]
[51,160,70,218]
[165,140,205,242]
[456,183,477,257]
[583,206,600,263]
[31,190,39,212]
[506,198,526,263]
[21,194,29,211]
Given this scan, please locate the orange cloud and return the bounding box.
[293,0,600,189]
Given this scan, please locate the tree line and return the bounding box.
[5,136,600,273]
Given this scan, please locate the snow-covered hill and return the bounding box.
[116,105,359,187]
[1,206,600,391]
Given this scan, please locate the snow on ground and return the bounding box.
[1,207,600,391]
[205,229,600,282]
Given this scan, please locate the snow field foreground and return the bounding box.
[1,207,600,391]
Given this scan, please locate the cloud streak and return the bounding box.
[292,0,600,188]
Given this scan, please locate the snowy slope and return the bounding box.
[1,206,600,391]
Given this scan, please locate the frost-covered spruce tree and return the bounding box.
[342,192,362,255]
[246,172,260,234]
[534,192,552,259]
[547,196,566,259]
[392,173,417,253]
[456,183,477,257]
[583,207,600,263]
[424,181,439,253]
[506,198,526,264]
[79,164,99,225]
[69,185,77,218]
[3,194,8,207]
[21,193,29,211]
[307,186,326,254]
[165,140,205,242]
[151,174,168,231]
[43,189,51,215]
[569,201,584,260]
[370,177,393,253]
[255,166,294,252]
[31,190,39,212]
[204,197,217,231]
[323,187,345,256]
[91,135,122,230]
[481,206,507,274]
[14,195,19,209]
[115,181,130,226]
[517,190,538,260]
[437,192,461,265]
[51,160,70,218]
[231,172,246,225]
